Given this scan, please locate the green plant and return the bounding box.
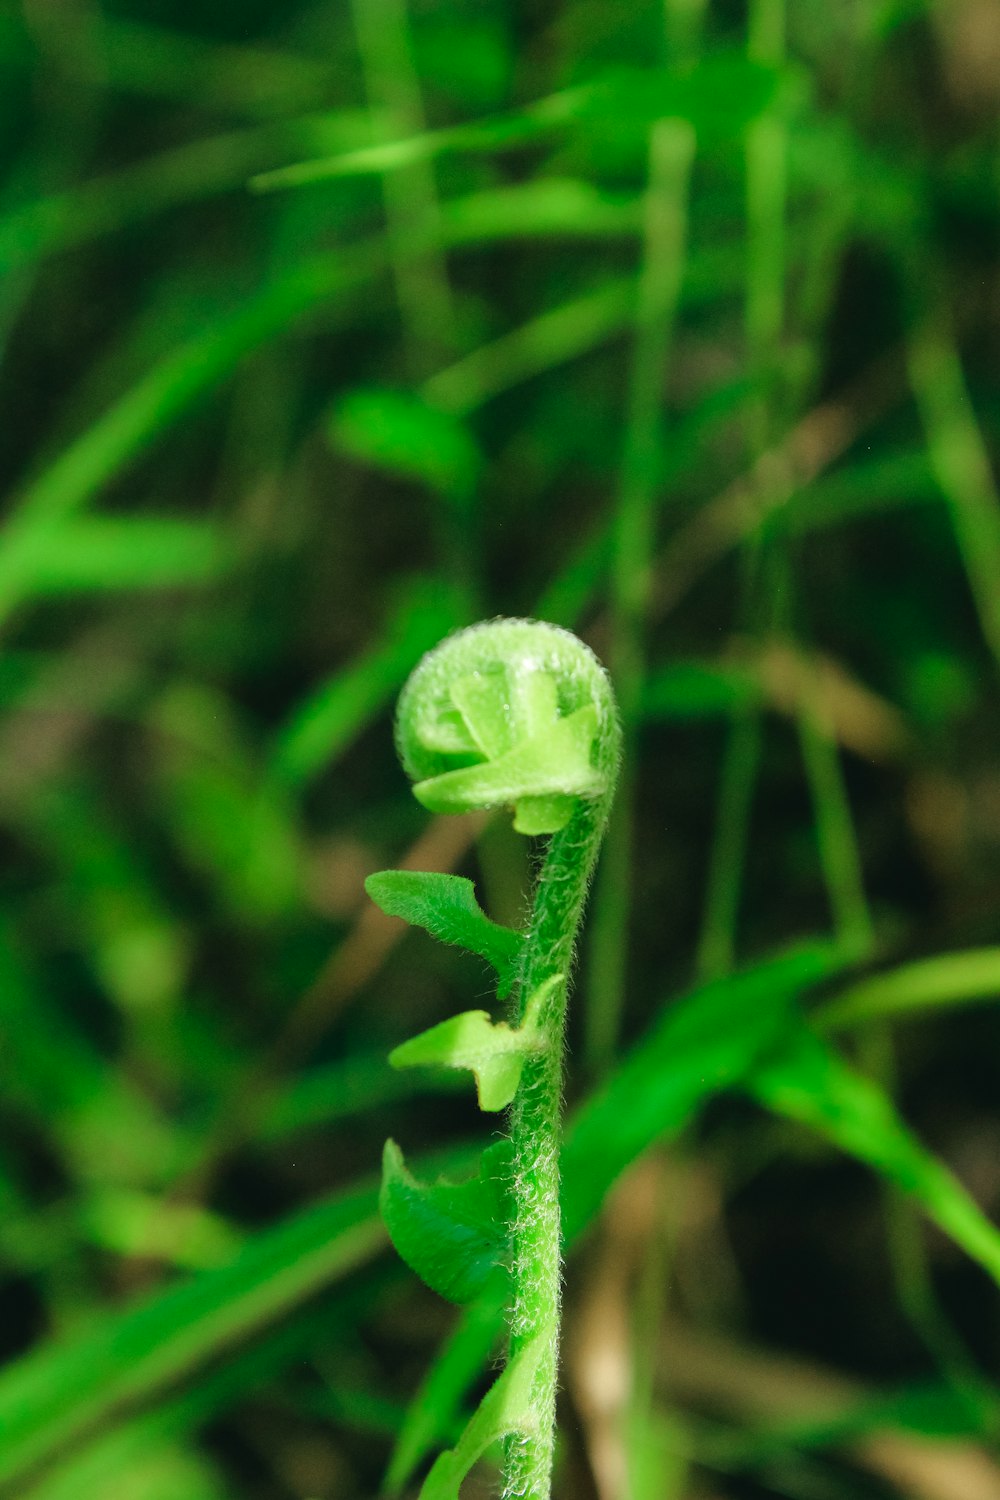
[366,618,621,1500]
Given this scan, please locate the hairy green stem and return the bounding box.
[504,789,616,1500]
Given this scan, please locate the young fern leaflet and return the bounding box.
[366,618,621,1500]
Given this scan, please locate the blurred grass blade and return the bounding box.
[270,579,459,787]
[349,0,459,369]
[251,86,592,190]
[26,1298,357,1500]
[23,518,235,595]
[330,388,480,503]
[908,313,1000,673]
[3,181,649,634]
[0,251,377,630]
[12,261,365,525]
[71,17,340,117]
[562,944,839,1241]
[259,1052,467,1142]
[254,53,783,192]
[32,1436,222,1500]
[642,660,761,719]
[0,113,381,266]
[587,101,696,1068]
[815,948,1000,1032]
[778,448,941,533]
[422,279,635,416]
[18,784,190,1017]
[748,1025,1000,1287]
[0,1182,385,1489]
[440,178,640,242]
[384,1297,501,1494]
[0,928,181,1184]
[150,683,302,923]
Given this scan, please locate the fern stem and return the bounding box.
[503,790,615,1499]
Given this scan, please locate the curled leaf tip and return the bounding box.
[395,618,620,834]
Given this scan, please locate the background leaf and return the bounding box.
[747,1026,1000,1288]
[330,388,481,506]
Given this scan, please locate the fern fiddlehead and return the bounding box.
[368,619,621,1500]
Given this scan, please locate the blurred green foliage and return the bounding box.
[3,0,1000,1496]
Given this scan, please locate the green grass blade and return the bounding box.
[383,1297,501,1494]
[563,944,839,1240]
[3,181,647,634]
[0,113,379,267]
[0,1181,385,1490]
[748,1025,1000,1288]
[254,53,781,192]
[908,312,1000,674]
[421,279,636,416]
[438,178,641,243]
[815,948,1000,1032]
[270,580,459,787]
[78,17,339,117]
[259,1052,467,1142]
[23,518,236,595]
[24,1297,360,1499]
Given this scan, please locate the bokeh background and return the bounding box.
[4,1,1000,1497]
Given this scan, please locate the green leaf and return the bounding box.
[380,1139,512,1304]
[389,977,556,1111]
[330,387,481,506]
[748,1025,1000,1288]
[365,870,523,998]
[418,1334,545,1500]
